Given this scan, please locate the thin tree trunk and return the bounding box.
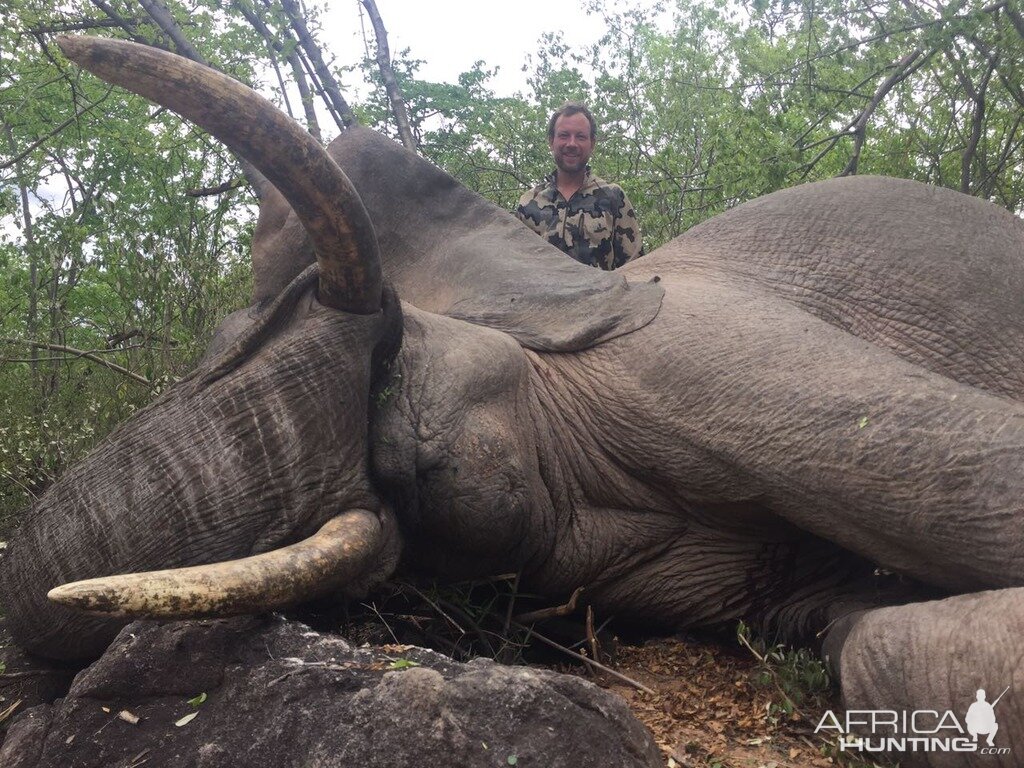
[361,0,416,151]
[2,120,39,382]
[960,56,996,194]
[234,0,322,141]
[840,48,930,176]
[278,0,358,129]
[120,0,271,198]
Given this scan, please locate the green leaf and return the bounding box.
[507,756,518,766]
[174,712,199,727]
[388,658,420,670]
[187,692,207,708]
[857,416,869,429]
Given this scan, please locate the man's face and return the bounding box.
[549,112,595,174]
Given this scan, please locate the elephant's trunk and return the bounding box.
[0,299,393,660]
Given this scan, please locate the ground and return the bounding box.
[0,576,896,768]
[578,635,892,768]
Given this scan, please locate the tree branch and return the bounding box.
[840,48,932,176]
[0,88,113,171]
[1,338,153,387]
[278,0,358,128]
[185,178,246,197]
[960,53,998,193]
[1005,5,1024,39]
[88,0,150,43]
[360,0,416,151]
[29,18,137,34]
[233,0,322,141]
[128,0,270,198]
[137,0,202,59]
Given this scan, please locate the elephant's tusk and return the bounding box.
[46,511,382,618]
[56,35,382,315]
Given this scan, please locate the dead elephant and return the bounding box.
[3,36,1024,767]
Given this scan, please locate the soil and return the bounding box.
[568,636,893,768]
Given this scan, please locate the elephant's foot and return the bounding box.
[825,588,1024,767]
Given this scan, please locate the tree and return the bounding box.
[2,0,1021,532]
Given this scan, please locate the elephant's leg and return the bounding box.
[829,589,1024,767]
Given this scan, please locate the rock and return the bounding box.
[0,616,662,767]
[0,618,80,738]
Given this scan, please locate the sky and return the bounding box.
[321,0,630,97]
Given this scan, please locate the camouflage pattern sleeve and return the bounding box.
[612,189,643,267]
[515,186,549,236]
[514,189,532,227]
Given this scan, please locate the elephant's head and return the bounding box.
[0,38,405,659]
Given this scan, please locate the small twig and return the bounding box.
[433,596,496,658]
[362,602,400,645]
[585,605,600,665]
[502,573,521,636]
[736,629,808,721]
[568,616,615,652]
[515,586,584,624]
[93,710,119,737]
[418,631,465,659]
[511,620,654,695]
[0,699,22,725]
[0,88,114,172]
[0,469,40,501]
[736,628,767,664]
[405,584,466,638]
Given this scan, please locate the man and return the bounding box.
[516,102,643,270]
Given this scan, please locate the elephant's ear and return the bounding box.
[253,127,663,351]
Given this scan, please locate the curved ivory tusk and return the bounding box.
[47,511,382,618]
[56,35,381,314]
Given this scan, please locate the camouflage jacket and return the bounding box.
[515,169,643,270]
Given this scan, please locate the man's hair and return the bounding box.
[547,102,597,141]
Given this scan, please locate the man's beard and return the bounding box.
[555,152,587,173]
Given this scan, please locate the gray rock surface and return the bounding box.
[0,616,662,767]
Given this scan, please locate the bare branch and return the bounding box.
[128,0,270,198]
[233,0,322,141]
[29,18,137,34]
[515,587,584,623]
[137,0,202,59]
[88,0,150,43]
[511,619,655,695]
[1,338,153,387]
[840,48,932,176]
[360,0,416,152]
[961,54,998,193]
[278,0,358,128]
